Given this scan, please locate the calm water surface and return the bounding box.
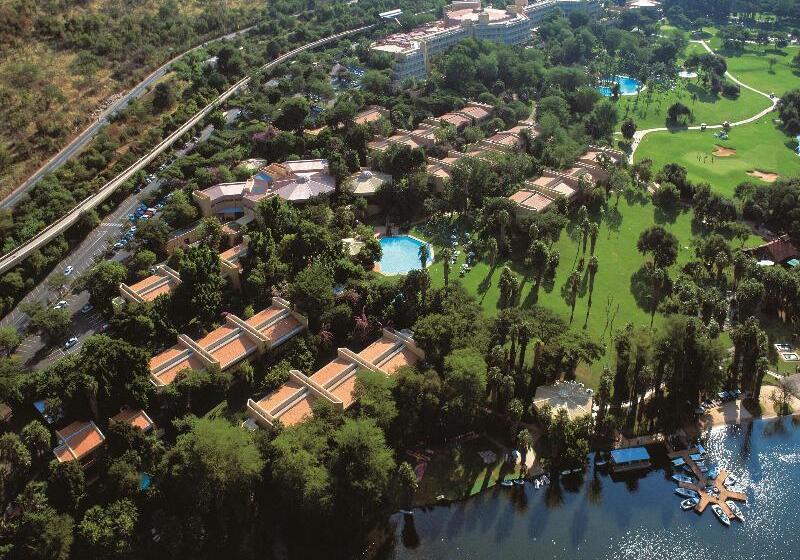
[387,418,800,559]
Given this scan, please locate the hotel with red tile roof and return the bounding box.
[110,408,155,432]
[53,421,106,465]
[119,265,181,304]
[247,329,425,428]
[507,145,624,218]
[148,298,307,387]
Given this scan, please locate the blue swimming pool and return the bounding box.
[596,75,642,96]
[377,236,433,275]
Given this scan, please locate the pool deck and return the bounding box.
[668,447,747,520]
[372,233,434,276]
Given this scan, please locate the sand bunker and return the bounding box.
[713,145,736,157]
[747,169,780,182]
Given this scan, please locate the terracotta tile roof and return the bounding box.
[140,283,174,301]
[277,394,316,426]
[379,347,420,374]
[245,306,284,328]
[328,374,359,408]
[196,325,237,349]
[148,344,186,370]
[259,315,302,342]
[257,377,306,412]
[110,409,155,432]
[153,353,206,385]
[520,193,555,211]
[510,190,534,203]
[128,275,163,293]
[309,357,354,386]
[358,338,398,364]
[54,421,105,463]
[210,335,257,369]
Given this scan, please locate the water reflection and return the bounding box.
[387,419,800,560]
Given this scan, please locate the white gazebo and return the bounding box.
[532,381,594,420]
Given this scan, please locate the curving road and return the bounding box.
[0,25,258,210]
[0,24,374,278]
[627,39,778,163]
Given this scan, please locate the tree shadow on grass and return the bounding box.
[629,264,657,314]
[478,264,497,301]
[653,204,681,225]
[605,205,623,237]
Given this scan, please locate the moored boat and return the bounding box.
[675,487,699,499]
[513,479,525,486]
[500,480,514,487]
[711,504,731,527]
[726,500,745,521]
[724,474,739,487]
[680,497,699,510]
[672,473,694,484]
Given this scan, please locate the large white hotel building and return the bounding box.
[372,0,602,83]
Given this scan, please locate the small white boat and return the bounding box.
[534,479,541,489]
[500,480,514,487]
[560,470,571,476]
[680,498,699,510]
[672,473,694,484]
[724,474,739,487]
[726,500,745,521]
[675,487,699,499]
[711,504,731,527]
[513,479,525,486]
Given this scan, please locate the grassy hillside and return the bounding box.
[0,0,262,198]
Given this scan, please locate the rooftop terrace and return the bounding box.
[247,329,424,428]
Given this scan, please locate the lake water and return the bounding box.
[385,418,800,560]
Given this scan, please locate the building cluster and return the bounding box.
[368,102,494,152]
[372,0,602,82]
[193,159,336,222]
[148,297,307,387]
[247,328,424,428]
[507,145,624,217]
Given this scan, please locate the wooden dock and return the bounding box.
[668,448,747,520]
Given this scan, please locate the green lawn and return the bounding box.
[635,116,800,197]
[412,436,519,505]
[707,34,800,96]
[420,199,763,388]
[615,75,770,132]
[614,38,771,133]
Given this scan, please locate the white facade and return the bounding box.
[372,0,602,83]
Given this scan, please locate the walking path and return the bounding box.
[627,39,778,163]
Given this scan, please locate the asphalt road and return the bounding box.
[5,112,230,370]
[0,26,255,210]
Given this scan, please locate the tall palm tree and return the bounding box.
[418,243,430,272]
[486,237,498,268]
[568,269,581,324]
[588,222,600,255]
[581,217,591,255]
[496,209,510,255]
[441,247,453,288]
[516,321,531,378]
[487,366,502,410]
[588,255,599,300]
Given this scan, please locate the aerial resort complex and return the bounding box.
[2,0,800,558]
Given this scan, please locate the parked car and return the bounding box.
[53,300,68,310]
[63,266,74,275]
[114,242,125,250]
[64,337,79,350]
[98,323,110,333]
[81,304,94,314]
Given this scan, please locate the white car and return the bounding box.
[53,300,68,310]
[63,266,74,275]
[64,337,79,350]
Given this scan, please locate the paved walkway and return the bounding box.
[627,39,778,163]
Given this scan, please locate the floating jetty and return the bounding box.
[668,447,747,521]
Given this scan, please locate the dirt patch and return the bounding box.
[712,145,736,157]
[747,169,780,183]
